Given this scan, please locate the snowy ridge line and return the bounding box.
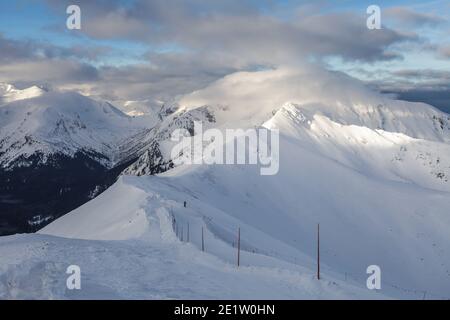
[266,103,450,193]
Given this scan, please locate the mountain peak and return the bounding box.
[0,83,47,104]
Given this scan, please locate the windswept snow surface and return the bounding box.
[40,178,149,241]
[1,68,450,299]
[36,107,450,299]
[0,176,384,300]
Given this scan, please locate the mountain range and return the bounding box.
[1,67,449,298]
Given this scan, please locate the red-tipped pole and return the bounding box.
[317,223,320,280]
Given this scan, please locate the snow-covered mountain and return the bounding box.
[123,105,216,175]
[0,83,47,105]
[0,84,155,235]
[0,87,149,168]
[1,68,450,299]
[124,68,450,184]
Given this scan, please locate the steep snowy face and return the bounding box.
[0,90,148,168]
[123,105,217,175]
[123,67,450,178]
[265,103,450,192]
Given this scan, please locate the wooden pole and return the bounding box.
[237,227,241,267]
[317,223,320,280]
[201,227,205,252]
[187,222,190,243]
[181,226,184,242]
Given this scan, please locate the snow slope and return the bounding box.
[2,68,450,299]
[40,177,149,240]
[0,231,384,299]
[39,108,450,299]
[2,176,380,300]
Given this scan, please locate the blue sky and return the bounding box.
[0,0,449,110]
[1,0,448,66]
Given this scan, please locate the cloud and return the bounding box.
[385,6,446,27]
[178,65,382,124]
[391,69,450,81]
[0,34,239,101]
[369,68,450,113]
[0,59,99,86]
[46,0,416,64]
[0,34,109,62]
[382,88,450,114]
[369,68,450,93]
[438,45,450,59]
[82,54,239,101]
[0,0,436,104]
[0,33,107,89]
[0,35,38,62]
